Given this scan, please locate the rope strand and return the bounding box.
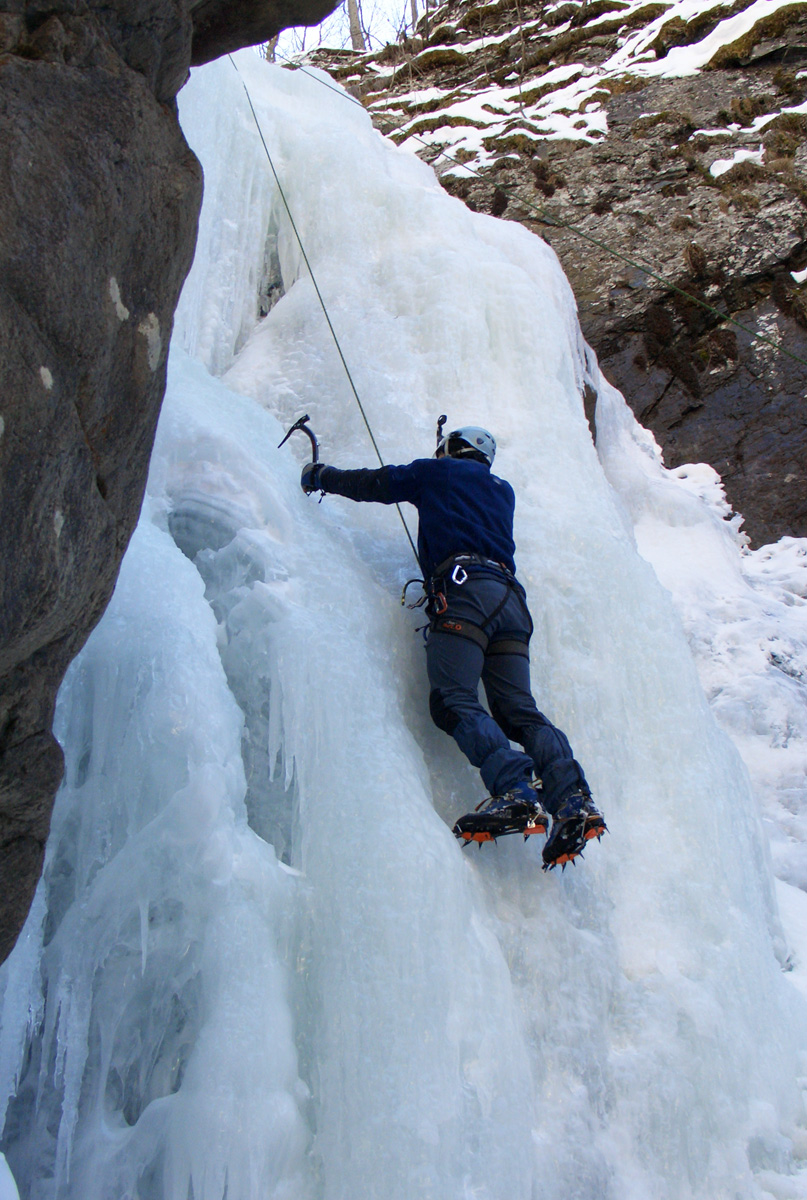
[229,55,422,569]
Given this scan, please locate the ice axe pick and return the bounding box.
[278,413,320,462]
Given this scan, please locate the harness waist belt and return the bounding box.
[432,552,513,579]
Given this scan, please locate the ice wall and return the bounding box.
[595,374,807,894]
[2,49,807,1200]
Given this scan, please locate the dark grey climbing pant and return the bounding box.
[426,570,588,813]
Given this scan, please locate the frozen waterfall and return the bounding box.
[2,49,807,1200]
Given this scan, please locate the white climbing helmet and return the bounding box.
[435,425,496,466]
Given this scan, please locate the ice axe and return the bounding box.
[278,414,320,462]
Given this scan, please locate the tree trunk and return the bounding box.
[347,0,366,50]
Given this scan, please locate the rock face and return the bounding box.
[520,67,807,545]
[312,0,807,545]
[191,0,338,64]
[0,0,338,963]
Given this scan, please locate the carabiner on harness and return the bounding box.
[451,564,468,585]
[401,578,427,608]
[431,591,448,616]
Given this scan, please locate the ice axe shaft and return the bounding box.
[278,414,319,462]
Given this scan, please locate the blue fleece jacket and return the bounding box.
[318,456,517,579]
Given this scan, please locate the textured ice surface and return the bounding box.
[2,49,807,1200]
[595,375,807,893]
[0,512,308,1200]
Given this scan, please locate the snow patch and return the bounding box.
[108,276,130,322]
[137,313,162,371]
[372,0,807,174]
[710,144,765,177]
[607,0,801,78]
[39,366,53,390]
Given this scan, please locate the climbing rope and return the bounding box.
[228,55,421,569]
[275,52,807,374]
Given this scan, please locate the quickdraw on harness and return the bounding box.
[400,556,470,618]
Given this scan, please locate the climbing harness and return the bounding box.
[403,543,532,653]
[274,52,807,377]
[229,55,421,570]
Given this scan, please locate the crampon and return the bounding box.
[453,791,548,847]
[541,794,606,871]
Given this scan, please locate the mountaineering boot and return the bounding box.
[453,779,549,846]
[541,790,606,871]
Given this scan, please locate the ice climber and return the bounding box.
[300,424,605,869]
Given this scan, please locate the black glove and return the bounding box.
[301,462,325,495]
